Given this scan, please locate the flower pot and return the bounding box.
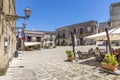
[68,57,73,61]
[101,63,118,71]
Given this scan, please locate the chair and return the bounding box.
[87,48,95,58]
[77,50,88,59]
[94,47,104,62]
[116,50,120,63]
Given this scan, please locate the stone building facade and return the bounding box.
[43,31,56,47]
[24,30,44,42]
[110,2,120,28]
[99,22,110,32]
[110,2,120,46]
[56,20,98,46]
[24,30,56,47]
[0,0,16,74]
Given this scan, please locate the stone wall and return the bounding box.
[99,22,110,32]
[0,0,16,75]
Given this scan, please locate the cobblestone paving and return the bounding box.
[3,46,120,80]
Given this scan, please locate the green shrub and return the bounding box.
[65,50,73,57]
[102,54,119,66]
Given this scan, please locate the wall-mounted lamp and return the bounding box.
[6,7,31,21]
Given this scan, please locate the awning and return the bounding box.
[85,28,120,41]
[111,27,120,34]
[24,42,41,46]
[45,41,54,44]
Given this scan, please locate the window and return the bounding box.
[0,0,3,11]
[36,37,41,42]
[80,28,83,34]
[4,37,8,49]
[50,34,52,38]
[87,27,92,32]
[62,40,65,45]
[57,33,60,38]
[57,40,60,45]
[27,36,32,42]
[80,38,84,45]
[74,29,76,34]
[63,33,65,38]
[9,0,10,14]
[50,39,52,41]
[4,37,8,54]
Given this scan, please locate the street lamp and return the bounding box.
[17,21,27,38]
[24,7,31,19]
[11,21,27,32]
[22,21,27,29]
[6,7,31,21]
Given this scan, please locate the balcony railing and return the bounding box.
[56,36,66,39]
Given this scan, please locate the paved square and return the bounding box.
[2,46,120,80]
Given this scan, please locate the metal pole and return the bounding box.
[71,32,76,59]
[106,41,108,53]
[21,28,25,51]
[18,29,22,51]
[21,29,24,51]
[23,28,25,50]
[18,30,20,50]
[105,28,112,55]
[17,31,19,50]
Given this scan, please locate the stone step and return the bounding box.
[0,76,12,80]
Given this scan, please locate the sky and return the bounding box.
[16,0,120,31]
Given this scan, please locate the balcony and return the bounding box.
[56,36,66,39]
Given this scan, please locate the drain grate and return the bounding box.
[9,65,24,68]
[19,66,24,68]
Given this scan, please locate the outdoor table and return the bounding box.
[88,50,95,57]
[100,49,106,53]
[99,49,106,56]
[81,52,89,58]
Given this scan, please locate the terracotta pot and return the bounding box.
[101,63,118,71]
[68,57,73,61]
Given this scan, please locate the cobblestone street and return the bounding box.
[1,46,120,80]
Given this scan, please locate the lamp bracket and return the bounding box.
[6,15,17,21]
[6,15,26,21]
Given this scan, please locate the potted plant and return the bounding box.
[101,54,119,71]
[65,50,73,61]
